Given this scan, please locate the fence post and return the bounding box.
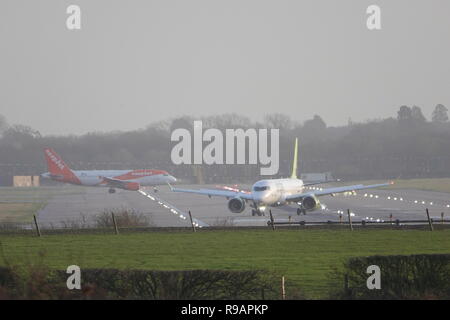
[281,276,286,300]
[33,214,41,237]
[188,211,196,232]
[339,214,342,224]
[347,209,353,231]
[344,274,350,297]
[426,208,433,231]
[269,210,275,231]
[442,212,445,225]
[111,212,119,235]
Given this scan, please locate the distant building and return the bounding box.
[300,172,333,183]
[13,176,40,187]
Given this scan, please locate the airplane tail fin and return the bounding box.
[290,138,299,179]
[44,148,74,178]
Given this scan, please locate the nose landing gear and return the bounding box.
[251,202,266,216]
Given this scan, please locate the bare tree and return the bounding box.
[432,104,448,123]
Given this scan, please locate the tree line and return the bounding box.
[0,104,449,185]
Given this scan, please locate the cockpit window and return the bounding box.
[253,186,269,191]
[163,174,169,176]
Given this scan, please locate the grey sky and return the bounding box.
[1,0,449,135]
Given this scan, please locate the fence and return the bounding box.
[268,208,450,231]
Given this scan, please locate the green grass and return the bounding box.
[0,202,46,223]
[342,178,450,193]
[0,186,85,201]
[1,228,449,298]
[386,178,450,193]
[0,186,85,223]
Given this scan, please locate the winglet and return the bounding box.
[290,138,298,179]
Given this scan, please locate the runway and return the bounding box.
[23,184,450,228]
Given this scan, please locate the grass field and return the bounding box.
[344,178,450,193]
[0,228,449,298]
[0,186,85,201]
[0,186,85,223]
[0,202,45,223]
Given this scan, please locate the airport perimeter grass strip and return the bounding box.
[0,228,449,298]
[0,202,46,223]
[343,178,450,193]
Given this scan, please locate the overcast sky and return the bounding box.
[1,0,449,135]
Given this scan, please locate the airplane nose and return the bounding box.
[253,192,267,203]
[170,176,177,183]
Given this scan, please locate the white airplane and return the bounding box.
[171,138,392,216]
[41,148,177,193]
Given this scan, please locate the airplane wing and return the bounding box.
[286,182,392,203]
[171,185,254,200]
[102,176,123,185]
[303,179,340,187]
[215,185,251,194]
[101,176,133,188]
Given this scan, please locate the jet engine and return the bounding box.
[228,197,246,213]
[301,195,321,211]
[123,182,140,191]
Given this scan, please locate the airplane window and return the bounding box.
[253,186,269,191]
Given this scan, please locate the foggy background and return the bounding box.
[1,1,450,184]
[1,107,450,184]
[1,0,450,135]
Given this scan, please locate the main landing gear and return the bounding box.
[153,187,158,193]
[251,201,265,216]
[297,208,306,215]
[251,209,265,216]
[108,188,116,194]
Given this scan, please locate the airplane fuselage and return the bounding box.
[250,178,305,206]
[41,169,176,187]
